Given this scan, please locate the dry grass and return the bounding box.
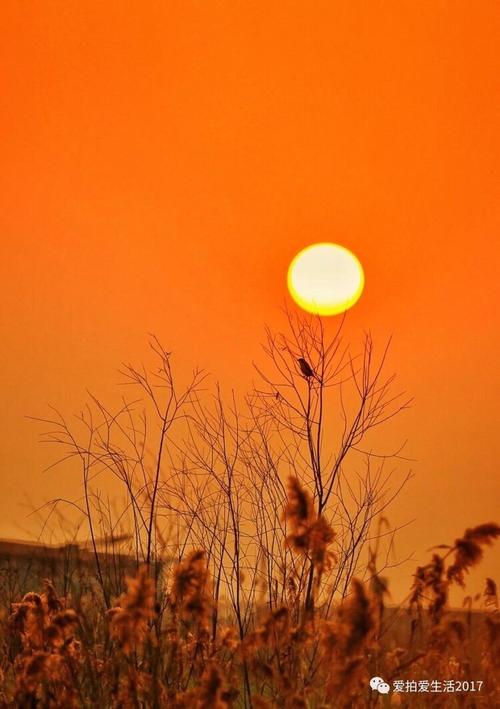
[0,478,498,708]
[5,320,497,706]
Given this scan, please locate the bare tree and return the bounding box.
[249,310,412,616]
[34,337,204,603]
[35,314,411,632]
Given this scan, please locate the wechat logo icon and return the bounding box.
[370,677,390,694]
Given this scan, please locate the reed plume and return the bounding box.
[108,564,155,653]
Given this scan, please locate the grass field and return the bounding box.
[0,478,498,708]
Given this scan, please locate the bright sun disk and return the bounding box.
[287,243,365,316]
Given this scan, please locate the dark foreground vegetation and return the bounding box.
[0,480,498,708]
[1,317,498,706]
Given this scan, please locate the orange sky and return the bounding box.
[1,1,499,597]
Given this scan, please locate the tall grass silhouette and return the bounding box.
[1,486,498,706]
[0,314,497,706]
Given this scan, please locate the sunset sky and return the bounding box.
[1,1,499,597]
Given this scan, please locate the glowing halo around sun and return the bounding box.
[287,243,365,316]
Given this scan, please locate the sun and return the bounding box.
[287,243,365,316]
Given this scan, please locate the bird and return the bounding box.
[297,357,314,378]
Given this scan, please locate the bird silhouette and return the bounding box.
[298,357,314,378]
